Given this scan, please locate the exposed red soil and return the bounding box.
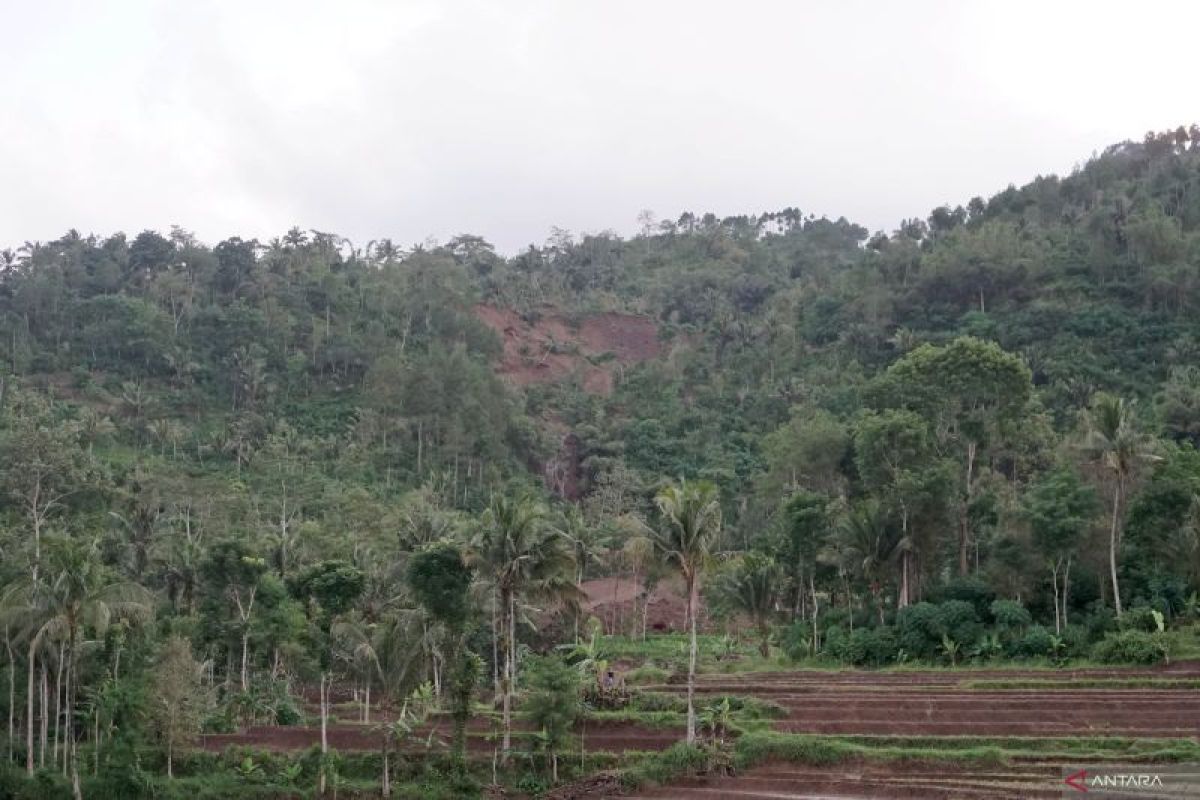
[474,304,661,395]
[580,575,711,635]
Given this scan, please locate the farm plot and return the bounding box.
[659,664,1200,738]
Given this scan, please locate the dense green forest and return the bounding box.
[2,126,1200,798]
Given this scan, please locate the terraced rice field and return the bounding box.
[199,662,1200,798]
[628,762,1200,800]
[627,663,1200,798]
[665,664,1200,738]
[199,716,679,754]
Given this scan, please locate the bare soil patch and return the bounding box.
[474,304,661,395]
[580,575,711,635]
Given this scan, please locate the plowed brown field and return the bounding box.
[199,663,1200,798]
[651,665,1200,738]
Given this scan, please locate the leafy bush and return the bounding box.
[989,599,1032,631]
[1082,605,1118,639]
[1119,606,1164,633]
[1092,630,1169,664]
[1059,624,1092,658]
[827,626,898,666]
[1014,625,1056,658]
[620,743,717,788]
[781,620,816,661]
[932,577,996,621]
[936,600,983,647]
[895,601,981,659]
[895,603,943,659]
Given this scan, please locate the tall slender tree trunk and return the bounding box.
[26,640,35,775]
[68,629,81,800]
[39,663,47,769]
[53,641,63,769]
[844,575,853,633]
[500,588,512,763]
[959,442,976,576]
[1109,481,1124,617]
[1050,560,1062,635]
[810,574,820,653]
[240,631,250,692]
[685,574,697,745]
[5,627,13,766]
[491,590,500,699]
[1062,556,1073,630]
[319,673,329,796]
[380,738,390,798]
[628,565,641,638]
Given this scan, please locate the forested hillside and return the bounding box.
[2,126,1200,796]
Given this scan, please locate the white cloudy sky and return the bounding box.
[2,0,1197,253]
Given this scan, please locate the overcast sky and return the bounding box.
[2,0,1198,254]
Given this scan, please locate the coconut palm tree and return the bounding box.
[838,500,901,626]
[468,494,579,762]
[333,617,382,723]
[707,552,781,657]
[1,536,153,796]
[650,479,722,745]
[373,682,433,798]
[559,506,610,642]
[1082,394,1160,617]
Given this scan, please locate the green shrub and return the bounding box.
[1015,625,1055,658]
[828,626,897,666]
[1059,624,1092,658]
[1119,606,1163,633]
[989,599,1031,631]
[932,576,996,620]
[514,772,549,796]
[936,600,983,648]
[1092,630,1169,664]
[780,620,816,661]
[896,603,943,659]
[896,601,981,659]
[10,769,72,800]
[621,742,712,788]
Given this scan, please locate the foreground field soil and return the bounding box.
[667,664,1200,738]
[626,761,1196,800]
[196,662,1200,798]
[620,663,1200,799]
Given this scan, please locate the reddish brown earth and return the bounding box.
[199,718,677,755]
[473,304,662,395]
[647,665,1200,738]
[199,664,1200,798]
[580,575,711,635]
[627,762,1076,800]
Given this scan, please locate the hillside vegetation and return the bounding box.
[2,126,1200,797]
